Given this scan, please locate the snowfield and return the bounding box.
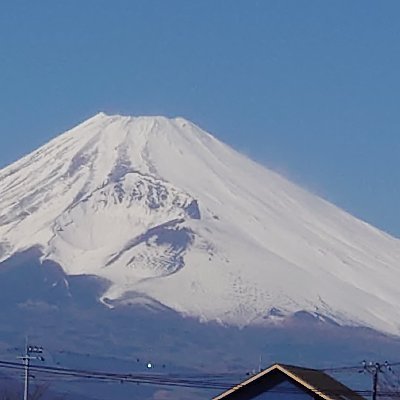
[1,112,400,334]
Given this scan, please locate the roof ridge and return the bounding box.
[213,363,366,400]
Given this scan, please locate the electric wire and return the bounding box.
[2,358,400,395]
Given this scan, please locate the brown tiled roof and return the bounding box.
[213,363,366,400]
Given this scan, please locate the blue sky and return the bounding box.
[0,1,399,236]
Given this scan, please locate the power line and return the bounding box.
[0,359,374,394]
[3,358,400,396]
[0,360,236,390]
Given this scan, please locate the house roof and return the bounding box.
[213,363,366,400]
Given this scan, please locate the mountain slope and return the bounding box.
[1,113,400,334]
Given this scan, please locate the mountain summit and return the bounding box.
[1,113,400,334]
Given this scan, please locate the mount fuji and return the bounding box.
[1,112,400,338]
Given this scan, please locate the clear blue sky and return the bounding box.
[1,1,399,237]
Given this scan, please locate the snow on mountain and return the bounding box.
[1,112,400,335]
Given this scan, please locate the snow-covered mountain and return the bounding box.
[1,112,400,335]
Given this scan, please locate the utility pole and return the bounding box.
[372,365,378,400]
[18,342,45,400]
[362,361,391,400]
